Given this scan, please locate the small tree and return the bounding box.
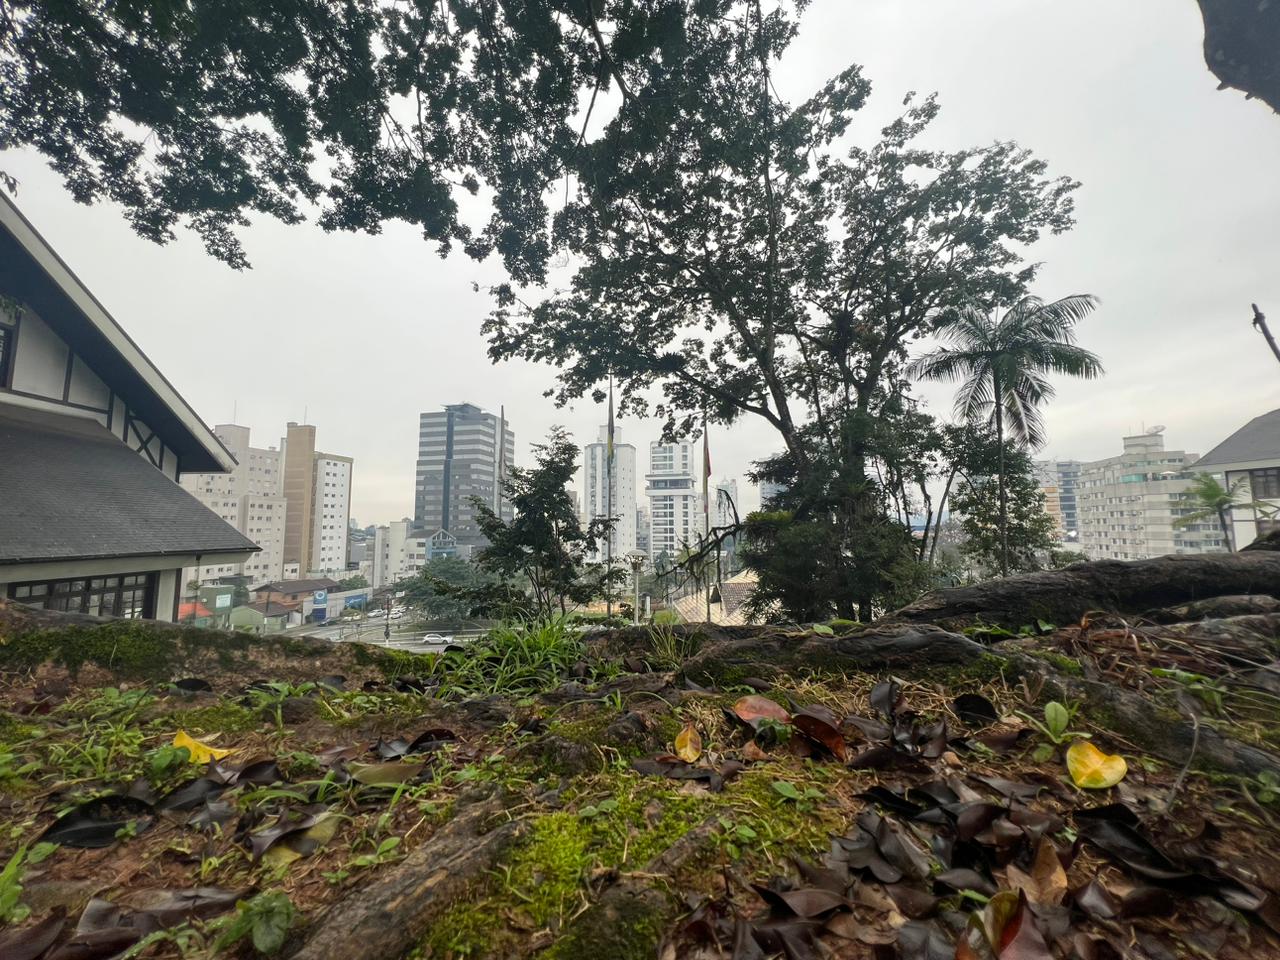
[334,574,368,592]
[1176,473,1277,552]
[472,428,623,619]
[950,446,1057,578]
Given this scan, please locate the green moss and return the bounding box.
[349,643,438,679]
[0,622,182,678]
[916,652,1008,687]
[163,702,260,734]
[1028,650,1084,676]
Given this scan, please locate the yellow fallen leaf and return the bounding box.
[173,729,233,764]
[1066,740,1126,789]
[675,722,703,763]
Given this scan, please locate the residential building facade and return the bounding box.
[645,441,704,560]
[370,519,428,589]
[0,193,257,620]
[635,506,651,558]
[280,422,353,577]
[1033,459,1083,540]
[1076,430,1226,560]
[181,424,288,586]
[1195,408,1280,550]
[582,425,638,562]
[415,403,514,549]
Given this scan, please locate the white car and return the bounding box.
[421,633,452,644]
[389,610,403,620]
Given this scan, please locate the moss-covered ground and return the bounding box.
[3,605,1280,959]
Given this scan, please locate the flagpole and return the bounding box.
[703,408,711,623]
[606,375,614,620]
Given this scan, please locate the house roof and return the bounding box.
[178,601,214,620]
[254,578,338,595]
[1196,408,1280,467]
[0,406,259,565]
[245,600,293,617]
[671,570,761,626]
[0,193,235,473]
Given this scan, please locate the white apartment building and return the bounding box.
[371,519,428,590]
[181,424,288,586]
[582,425,637,562]
[1076,429,1226,560]
[312,453,353,576]
[645,441,704,559]
[714,478,740,527]
[1195,408,1280,550]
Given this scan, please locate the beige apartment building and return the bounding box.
[1076,429,1226,560]
[281,422,353,578]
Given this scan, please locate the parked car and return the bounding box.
[389,609,403,620]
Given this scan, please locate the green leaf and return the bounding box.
[772,780,803,801]
[810,623,834,636]
[1032,743,1055,763]
[1044,702,1070,740]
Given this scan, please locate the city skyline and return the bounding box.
[1,1,1277,525]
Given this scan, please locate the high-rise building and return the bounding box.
[1076,429,1226,560]
[181,425,288,587]
[759,479,787,509]
[280,422,353,577]
[414,403,514,549]
[645,441,703,560]
[635,506,651,558]
[582,425,637,562]
[1034,459,1082,539]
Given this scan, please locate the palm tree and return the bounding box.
[907,295,1103,576]
[1175,473,1277,552]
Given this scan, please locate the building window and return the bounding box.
[0,321,14,388]
[1249,468,1280,500]
[8,573,157,619]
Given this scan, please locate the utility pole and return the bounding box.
[1253,304,1280,367]
[384,597,392,644]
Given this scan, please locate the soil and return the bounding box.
[1,555,1279,960]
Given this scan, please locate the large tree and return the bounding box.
[907,296,1102,576]
[0,0,741,276]
[483,7,1079,617]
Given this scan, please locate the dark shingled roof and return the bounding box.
[0,407,259,565]
[1196,408,1280,468]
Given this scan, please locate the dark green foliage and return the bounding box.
[1,0,767,278]
[950,442,1057,577]
[472,428,624,618]
[334,575,368,592]
[399,556,495,620]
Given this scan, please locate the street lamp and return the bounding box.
[626,551,648,626]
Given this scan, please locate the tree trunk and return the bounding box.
[1219,505,1234,552]
[884,551,1280,632]
[993,373,1010,577]
[283,795,526,960]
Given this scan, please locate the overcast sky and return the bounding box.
[3,0,1278,525]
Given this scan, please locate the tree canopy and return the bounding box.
[483,7,1080,617]
[1,0,773,276]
